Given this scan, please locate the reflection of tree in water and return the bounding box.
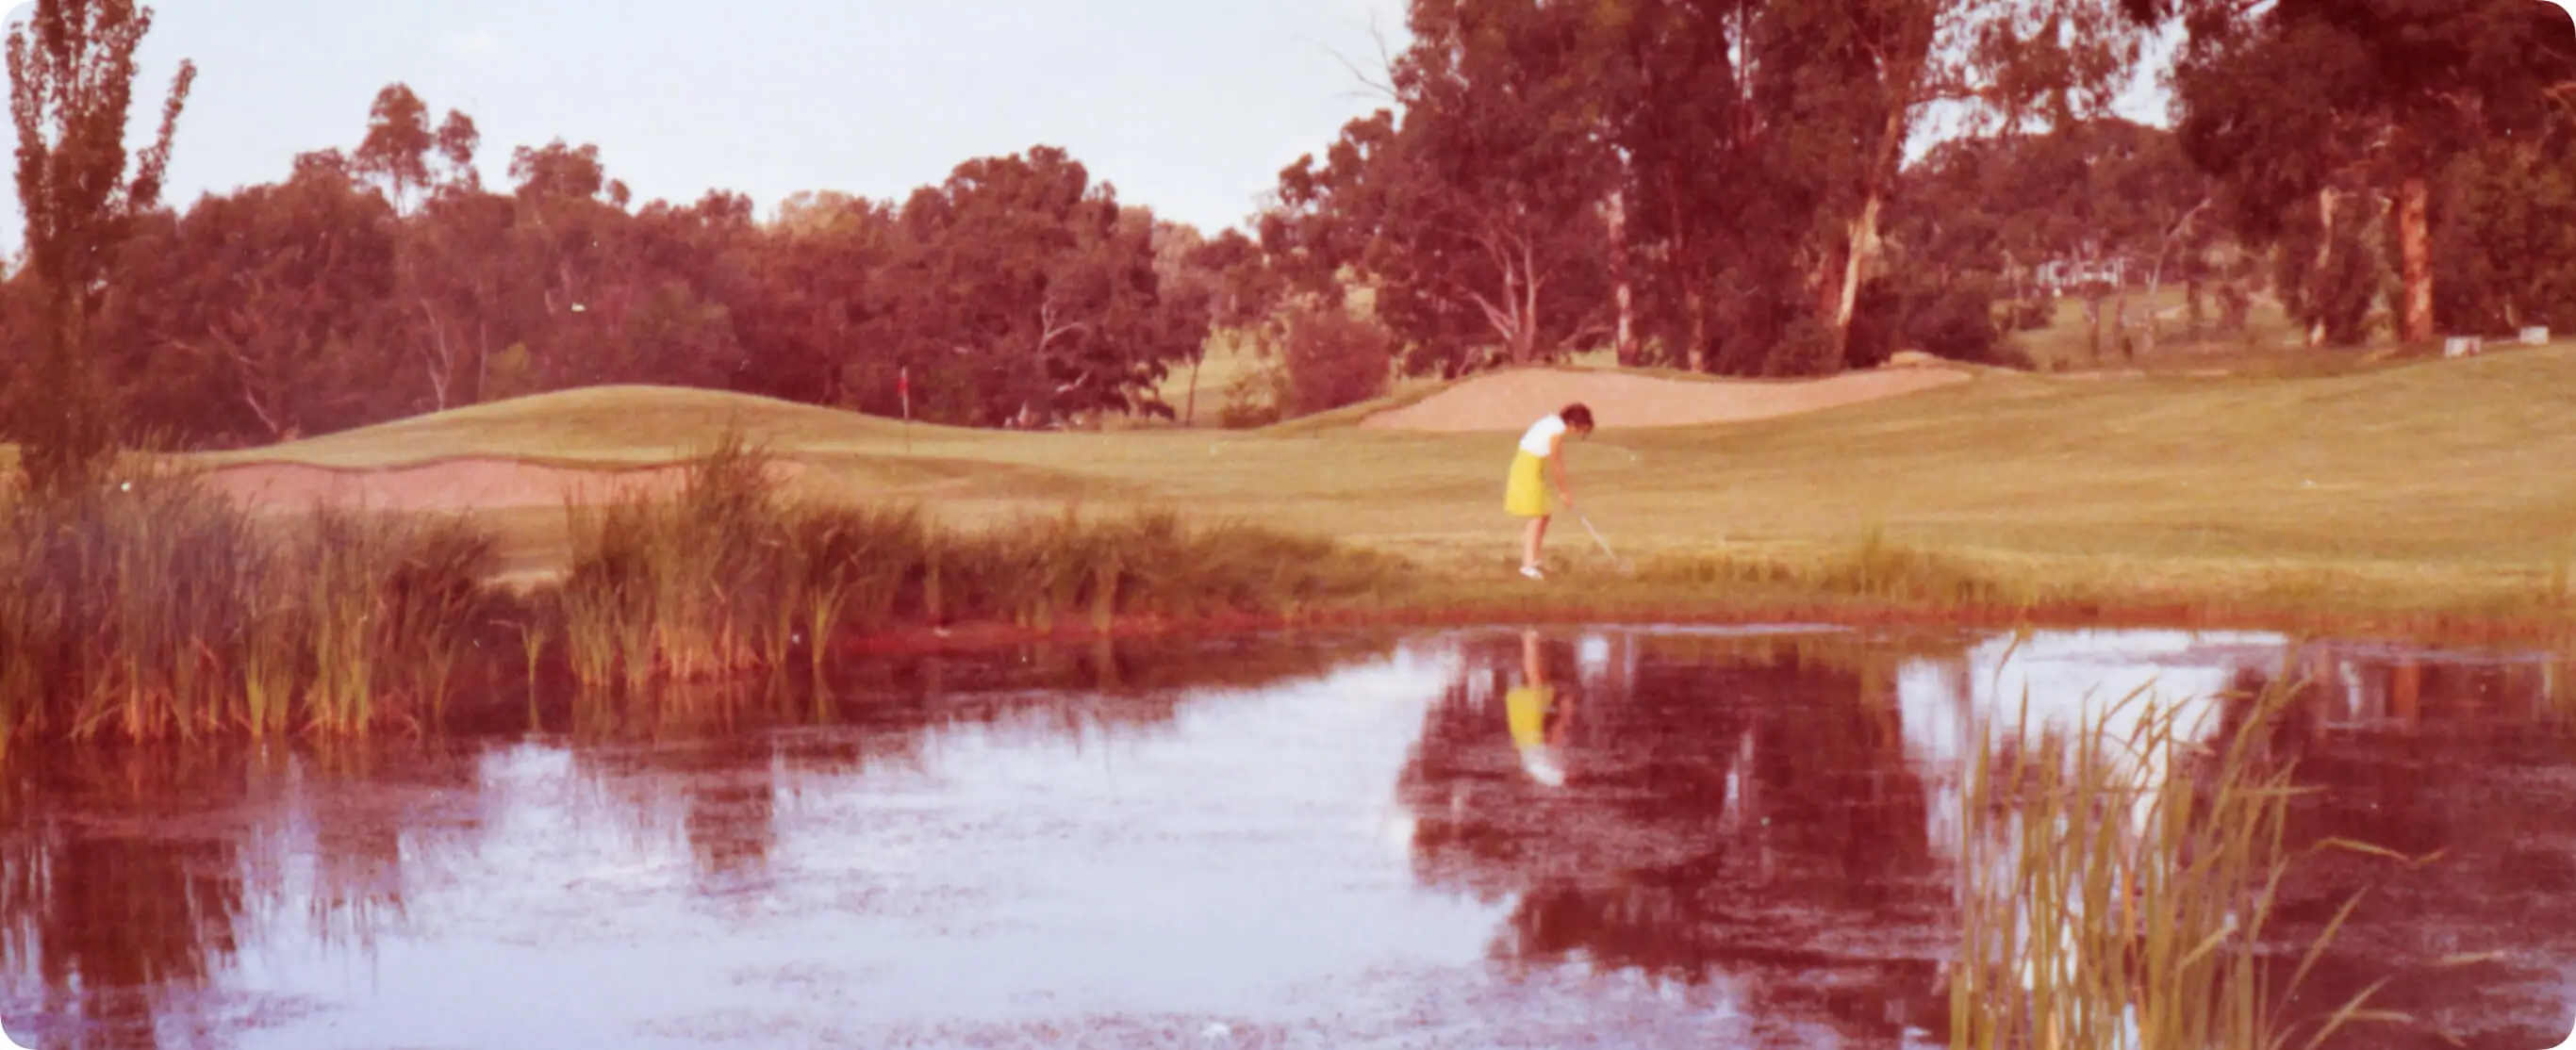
[2200,655,2576,1050]
[0,749,254,1050]
[556,632,1401,896]
[0,631,1407,1042]
[1395,631,1951,1043]
[0,737,496,1050]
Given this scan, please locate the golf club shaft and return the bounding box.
[1578,513,1615,557]
[1554,483,1624,566]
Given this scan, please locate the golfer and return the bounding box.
[1504,402,1594,580]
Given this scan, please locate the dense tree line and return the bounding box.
[1254,0,2575,381]
[6,0,2574,461]
[7,79,1233,447]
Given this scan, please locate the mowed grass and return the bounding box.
[166,342,2576,625]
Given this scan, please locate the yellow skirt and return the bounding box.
[1504,450,1551,517]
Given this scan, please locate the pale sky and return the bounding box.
[0,0,2173,255]
[0,0,1416,247]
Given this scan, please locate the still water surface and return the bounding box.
[4,626,2572,1049]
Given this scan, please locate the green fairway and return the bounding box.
[164,344,2576,622]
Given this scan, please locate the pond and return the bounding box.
[3,625,2571,1050]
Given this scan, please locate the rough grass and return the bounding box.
[151,342,2576,632]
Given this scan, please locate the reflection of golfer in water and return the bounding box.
[1506,630,1575,787]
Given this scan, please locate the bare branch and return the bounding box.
[1316,8,1400,105]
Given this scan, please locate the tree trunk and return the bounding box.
[2113,294,2132,361]
[1606,189,1638,367]
[1667,189,1708,373]
[2396,174,2434,345]
[2307,187,2337,350]
[1686,288,1709,373]
[1827,89,1910,368]
[1183,349,1204,426]
[1835,192,1883,336]
[420,300,453,410]
[2079,295,2096,364]
[1519,241,1544,367]
[1814,246,1848,336]
[23,294,113,490]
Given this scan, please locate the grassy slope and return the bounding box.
[177,347,2576,621]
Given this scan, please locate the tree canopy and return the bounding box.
[6,81,1230,445]
[7,0,2575,456]
[2149,0,2576,344]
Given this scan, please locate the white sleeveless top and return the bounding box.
[1518,415,1567,456]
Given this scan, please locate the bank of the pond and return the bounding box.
[7,428,2569,747]
[823,526,2575,657]
[819,582,2576,664]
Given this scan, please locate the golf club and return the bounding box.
[1559,491,1631,575]
[1588,442,1644,465]
[1575,509,1628,569]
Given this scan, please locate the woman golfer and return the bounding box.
[1504,402,1593,579]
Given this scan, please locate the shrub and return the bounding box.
[1280,303,1394,418]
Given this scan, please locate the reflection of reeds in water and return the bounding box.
[0,738,496,1035]
[1950,675,2405,1050]
[0,746,257,1042]
[2547,661,2573,723]
[297,742,412,955]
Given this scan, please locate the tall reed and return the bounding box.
[555,436,1397,689]
[559,432,796,688]
[2,435,1400,746]
[1950,673,2403,1050]
[0,473,497,746]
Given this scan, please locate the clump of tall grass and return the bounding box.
[2,435,1402,741]
[1627,528,2036,608]
[558,434,790,689]
[1826,524,2028,606]
[931,507,1391,630]
[556,434,1398,688]
[1950,674,2404,1050]
[0,472,498,746]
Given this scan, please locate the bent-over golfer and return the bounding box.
[1504,402,1593,580]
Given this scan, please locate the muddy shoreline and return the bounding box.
[827,596,2576,663]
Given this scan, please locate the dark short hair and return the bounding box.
[1560,403,1594,430]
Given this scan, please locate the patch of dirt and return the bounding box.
[195,457,806,514]
[1357,365,1973,433]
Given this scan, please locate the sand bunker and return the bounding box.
[1359,364,1973,433]
[197,457,808,515]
